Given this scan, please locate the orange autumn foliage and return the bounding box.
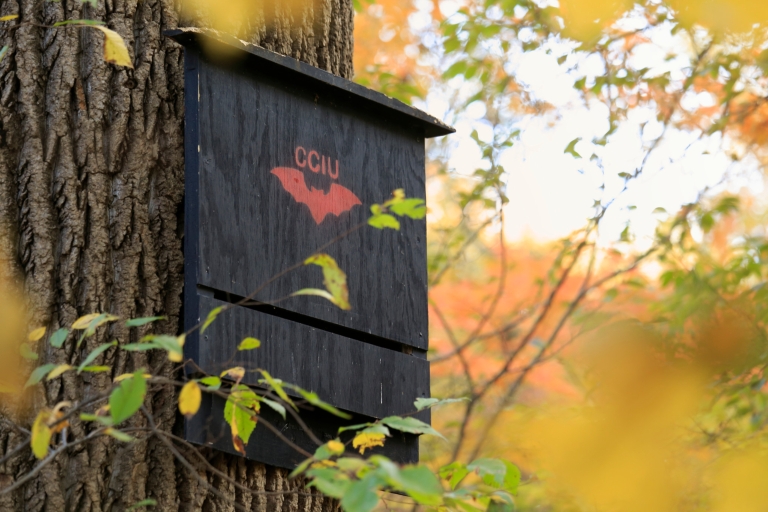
[353,0,422,81]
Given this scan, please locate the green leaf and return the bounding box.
[224,386,260,446]
[440,461,470,490]
[25,364,56,388]
[125,316,165,328]
[140,334,184,362]
[336,457,370,473]
[337,422,373,434]
[312,441,340,462]
[340,477,379,512]
[368,213,400,230]
[487,500,515,512]
[260,397,286,419]
[199,376,222,390]
[501,461,521,494]
[444,60,468,79]
[52,19,105,26]
[122,342,162,352]
[79,413,113,426]
[290,457,314,479]
[259,370,296,410]
[381,416,446,440]
[564,137,582,158]
[127,499,158,511]
[302,254,351,310]
[399,466,443,506]
[81,366,111,373]
[361,423,391,436]
[49,328,69,348]
[78,341,117,373]
[105,427,134,442]
[109,370,147,424]
[307,468,352,499]
[467,458,508,488]
[237,337,261,350]
[20,343,38,361]
[414,397,469,411]
[389,198,427,219]
[201,306,222,334]
[289,385,352,419]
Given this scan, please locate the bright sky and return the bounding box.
[413,2,765,246]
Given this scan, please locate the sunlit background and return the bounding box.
[354,0,768,510]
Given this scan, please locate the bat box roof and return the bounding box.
[166,28,455,139]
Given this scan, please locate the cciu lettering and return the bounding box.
[294,146,340,180]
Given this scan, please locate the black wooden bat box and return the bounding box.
[167,29,453,469]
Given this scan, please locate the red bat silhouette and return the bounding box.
[271,167,362,225]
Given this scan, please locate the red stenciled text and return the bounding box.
[294,146,340,180]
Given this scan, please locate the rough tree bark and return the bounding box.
[0,0,353,510]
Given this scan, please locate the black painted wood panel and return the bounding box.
[174,32,453,467]
[194,295,430,421]
[193,50,430,349]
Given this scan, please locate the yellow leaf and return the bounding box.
[46,364,73,380]
[167,348,183,363]
[92,26,133,68]
[179,381,202,418]
[28,327,46,342]
[50,402,71,434]
[0,14,18,21]
[303,254,351,310]
[72,313,101,330]
[229,400,246,455]
[311,460,337,469]
[31,409,52,460]
[220,367,245,381]
[201,306,222,334]
[327,439,345,455]
[352,432,385,454]
[164,334,186,362]
[114,373,151,382]
[237,337,261,350]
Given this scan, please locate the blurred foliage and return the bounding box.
[354,0,768,510]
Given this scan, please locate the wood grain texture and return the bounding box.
[184,42,437,349]
[193,295,430,421]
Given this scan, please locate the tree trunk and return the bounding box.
[0,0,353,510]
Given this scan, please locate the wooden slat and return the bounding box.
[193,295,430,421]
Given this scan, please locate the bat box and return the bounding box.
[167,28,454,469]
